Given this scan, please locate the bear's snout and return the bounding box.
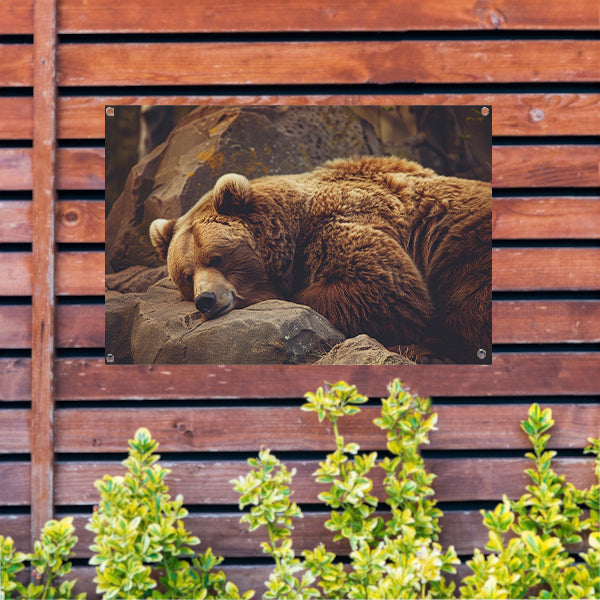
[195,291,217,314]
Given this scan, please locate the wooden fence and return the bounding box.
[0,0,598,596]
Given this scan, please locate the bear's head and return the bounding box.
[149,173,281,320]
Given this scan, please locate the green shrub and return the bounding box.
[233,380,599,599]
[1,380,598,599]
[86,427,251,600]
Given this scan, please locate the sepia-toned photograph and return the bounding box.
[105,105,491,365]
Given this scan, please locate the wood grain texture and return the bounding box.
[0,252,104,296]
[3,94,597,140]
[55,0,599,33]
[493,301,600,343]
[0,201,105,243]
[3,198,597,245]
[0,45,33,86]
[57,41,599,86]
[7,457,591,507]
[3,354,600,402]
[52,93,600,138]
[493,248,600,291]
[493,145,600,188]
[2,300,597,350]
[0,149,32,190]
[493,197,600,239]
[2,508,589,558]
[0,410,30,453]
[31,0,58,544]
[49,353,600,401]
[48,457,596,506]
[52,404,599,454]
[4,146,599,191]
[2,249,598,297]
[5,0,598,34]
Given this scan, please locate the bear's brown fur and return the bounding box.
[149,156,491,364]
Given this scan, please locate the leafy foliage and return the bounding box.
[86,427,252,600]
[1,382,598,600]
[234,380,599,600]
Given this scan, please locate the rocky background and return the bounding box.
[105,105,491,364]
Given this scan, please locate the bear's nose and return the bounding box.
[195,291,217,314]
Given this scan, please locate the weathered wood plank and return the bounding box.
[53,404,600,453]
[0,252,104,296]
[50,457,596,506]
[493,145,600,188]
[0,410,30,453]
[56,148,105,190]
[57,41,599,87]
[0,149,32,190]
[4,198,598,245]
[0,200,105,243]
[493,301,600,344]
[493,197,600,240]
[31,0,58,544]
[49,353,600,401]
[1,304,103,349]
[6,0,598,34]
[2,248,598,297]
[6,145,597,191]
[0,45,33,86]
[2,300,597,349]
[1,455,597,506]
[52,94,600,139]
[55,0,599,33]
[7,507,587,559]
[493,248,600,291]
[4,354,600,402]
[0,98,33,139]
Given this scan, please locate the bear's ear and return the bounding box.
[213,173,252,215]
[149,218,176,260]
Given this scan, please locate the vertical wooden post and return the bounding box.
[31,0,57,546]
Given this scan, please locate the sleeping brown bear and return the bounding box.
[149,156,491,364]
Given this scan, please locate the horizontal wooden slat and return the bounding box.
[3,300,597,350]
[0,98,33,139]
[0,200,104,243]
[2,354,598,402]
[0,410,30,453]
[2,456,593,506]
[0,94,591,139]
[493,301,600,344]
[493,145,600,188]
[493,197,600,239]
[0,252,104,296]
[53,93,600,138]
[0,45,33,86]
[55,0,600,33]
[2,248,597,297]
[0,149,32,190]
[56,457,598,506]
[4,0,598,34]
[4,146,597,191]
[4,197,597,245]
[57,41,599,86]
[493,248,600,291]
[52,404,599,454]
[2,507,588,560]
[4,402,596,455]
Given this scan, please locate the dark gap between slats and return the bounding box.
[57,82,600,96]
[56,31,600,43]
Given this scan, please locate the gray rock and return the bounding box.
[105,265,169,293]
[106,106,383,272]
[316,334,415,365]
[107,278,345,364]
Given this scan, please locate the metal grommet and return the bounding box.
[477,349,487,360]
[106,106,115,117]
[106,353,115,363]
